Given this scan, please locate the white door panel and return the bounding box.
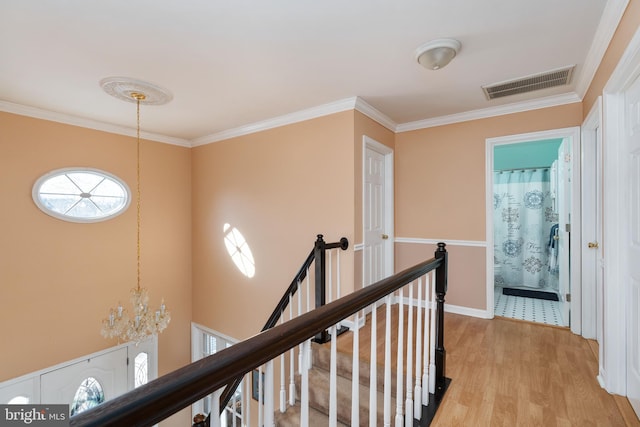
[363,137,393,287]
[626,72,640,417]
[40,347,128,415]
[0,378,38,404]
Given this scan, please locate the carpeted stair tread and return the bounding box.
[306,364,396,425]
[312,342,398,395]
[274,402,349,427]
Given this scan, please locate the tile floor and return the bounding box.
[494,288,565,327]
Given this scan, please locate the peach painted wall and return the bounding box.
[191,112,355,341]
[395,242,486,310]
[0,112,192,426]
[394,104,582,310]
[583,0,640,115]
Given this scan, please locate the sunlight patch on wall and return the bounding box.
[223,223,255,278]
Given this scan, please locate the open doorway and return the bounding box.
[486,128,581,332]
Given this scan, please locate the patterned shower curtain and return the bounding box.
[493,169,558,290]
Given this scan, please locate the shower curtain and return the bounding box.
[494,168,558,291]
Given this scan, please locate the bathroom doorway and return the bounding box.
[486,127,581,331]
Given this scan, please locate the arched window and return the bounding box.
[70,377,105,416]
[8,396,29,404]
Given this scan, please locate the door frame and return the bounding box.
[485,127,582,334]
[580,96,603,344]
[601,26,640,396]
[362,135,394,285]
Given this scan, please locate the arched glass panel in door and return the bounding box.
[70,377,105,416]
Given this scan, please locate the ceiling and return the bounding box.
[0,0,623,146]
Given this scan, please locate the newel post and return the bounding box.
[314,234,329,343]
[434,242,448,391]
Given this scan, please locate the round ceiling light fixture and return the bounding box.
[415,38,461,71]
[100,77,173,105]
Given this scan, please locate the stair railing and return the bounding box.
[216,234,348,423]
[69,243,448,427]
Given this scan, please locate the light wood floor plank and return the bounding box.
[335,306,639,426]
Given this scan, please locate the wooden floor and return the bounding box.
[334,307,640,426]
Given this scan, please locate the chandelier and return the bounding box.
[100,78,172,343]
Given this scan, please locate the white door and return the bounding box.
[581,107,604,341]
[40,347,128,416]
[556,140,572,326]
[625,72,640,418]
[363,137,393,287]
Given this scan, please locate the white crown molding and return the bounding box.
[0,100,191,147]
[396,92,581,133]
[395,237,487,248]
[191,97,360,147]
[353,97,397,131]
[574,0,630,98]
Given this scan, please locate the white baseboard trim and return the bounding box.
[444,303,492,319]
[394,296,490,319]
[597,372,606,389]
[342,314,366,331]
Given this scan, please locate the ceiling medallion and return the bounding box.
[100,77,173,105]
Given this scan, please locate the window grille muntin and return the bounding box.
[32,168,131,223]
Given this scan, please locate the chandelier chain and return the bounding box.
[136,96,141,292]
[101,90,170,344]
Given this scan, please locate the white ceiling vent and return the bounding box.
[482,65,575,100]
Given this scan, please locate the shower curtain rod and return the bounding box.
[494,166,551,172]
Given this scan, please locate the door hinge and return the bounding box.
[566,294,571,302]
[126,357,129,366]
[565,223,571,233]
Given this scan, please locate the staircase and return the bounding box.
[275,342,395,426]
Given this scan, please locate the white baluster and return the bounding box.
[422,274,431,405]
[329,325,338,427]
[395,288,405,427]
[301,340,310,426]
[352,311,360,427]
[280,315,287,413]
[384,295,392,427]
[429,271,437,394]
[265,360,274,426]
[245,373,251,427]
[328,250,333,303]
[258,365,263,427]
[306,268,311,313]
[337,248,342,299]
[306,272,312,368]
[298,280,303,375]
[405,283,414,427]
[211,388,223,427]
[414,277,423,420]
[369,302,377,427]
[290,295,296,406]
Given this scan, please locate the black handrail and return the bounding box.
[217,235,348,418]
[70,243,447,427]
